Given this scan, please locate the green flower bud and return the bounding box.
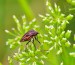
[61,38,67,43]
[60,62,63,65]
[65,41,71,47]
[60,31,65,38]
[8,56,13,65]
[26,58,31,62]
[65,30,71,38]
[40,60,44,65]
[20,58,25,62]
[71,1,75,5]
[41,55,47,59]
[69,52,75,57]
[56,48,62,55]
[73,44,75,48]
[66,14,73,20]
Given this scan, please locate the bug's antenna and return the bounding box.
[35,37,41,44]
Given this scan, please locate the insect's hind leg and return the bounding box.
[32,38,36,50]
[26,40,31,45]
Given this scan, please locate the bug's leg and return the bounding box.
[32,38,36,50]
[35,37,41,44]
[26,40,31,45]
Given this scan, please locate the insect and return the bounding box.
[20,29,40,49]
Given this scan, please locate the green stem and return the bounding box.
[62,44,70,65]
[18,0,35,21]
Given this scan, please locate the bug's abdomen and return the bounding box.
[20,35,32,42]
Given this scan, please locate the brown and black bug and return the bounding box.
[20,29,40,49]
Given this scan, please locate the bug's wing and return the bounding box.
[28,30,38,36]
[20,34,31,42]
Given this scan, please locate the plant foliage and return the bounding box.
[5,0,75,65]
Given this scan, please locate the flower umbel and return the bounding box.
[5,15,44,65]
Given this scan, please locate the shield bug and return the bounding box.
[20,29,40,49]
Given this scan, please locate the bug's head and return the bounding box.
[36,32,39,34]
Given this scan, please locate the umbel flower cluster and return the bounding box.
[5,1,75,65]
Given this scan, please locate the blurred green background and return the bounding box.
[0,0,75,65]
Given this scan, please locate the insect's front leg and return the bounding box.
[35,36,41,44]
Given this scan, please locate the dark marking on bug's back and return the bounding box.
[28,30,38,36]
